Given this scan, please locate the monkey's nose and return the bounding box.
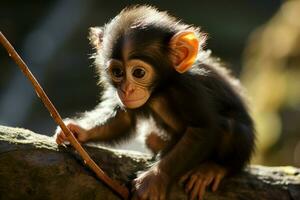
[121,83,135,97]
[123,88,135,97]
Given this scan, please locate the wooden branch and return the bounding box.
[1,125,300,200]
[0,32,129,200]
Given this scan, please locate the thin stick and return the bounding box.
[0,32,129,200]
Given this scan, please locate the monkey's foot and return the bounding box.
[180,162,227,200]
[132,166,170,200]
[145,132,167,154]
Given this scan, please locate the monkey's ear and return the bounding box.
[88,27,104,49]
[170,31,199,73]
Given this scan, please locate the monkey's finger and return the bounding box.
[158,188,167,200]
[135,186,148,200]
[61,132,68,140]
[190,179,202,200]
[151,194,159,200]
[159,190,166,200]
[56,133,66,144]
[68,124,79,132]
[198,180,208,200]
[68,123,85,135]
[206,176,214,186]
[140,191,148,200]
[212,174,223,192]
[58,132,71,145]
[186,175,197,193]
[180,170,193,184]
[66,124,79,136]
[56,136,62,145]
[56,137,66,145]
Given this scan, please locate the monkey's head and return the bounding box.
[89,6,206,109]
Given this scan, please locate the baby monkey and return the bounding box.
[56,5,255,200]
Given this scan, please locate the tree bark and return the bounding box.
[0,125,299,200]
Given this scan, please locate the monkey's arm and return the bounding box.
[131,125,217,200]
[56,108,135,144]
[158,126,216,178]
[56,89,136,144]
[85,109,135,143]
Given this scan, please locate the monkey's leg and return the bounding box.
[56,109,136,145]
[132,127,216,200]
[180,117,255,200]
[145,132,168,155]
[180,162,227,200]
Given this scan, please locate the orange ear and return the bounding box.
[170,31,199,73]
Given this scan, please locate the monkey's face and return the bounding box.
[90,20,199,110]
[108,59,155,109]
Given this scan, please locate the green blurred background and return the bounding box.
[1,0,299,167]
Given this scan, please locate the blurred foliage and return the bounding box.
[241,0,300,167]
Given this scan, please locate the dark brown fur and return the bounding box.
[67,5,255,200]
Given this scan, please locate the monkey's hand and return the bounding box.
[180,162,227,200]
[55,122,89,145]
[132,166,170,200]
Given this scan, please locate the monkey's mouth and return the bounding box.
[117,90,149,108]
[121,98,145,104]
[119,96,148,108]
[118,93,146,103]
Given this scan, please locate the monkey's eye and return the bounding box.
[111,67,124,78]
[132,68,146,79]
